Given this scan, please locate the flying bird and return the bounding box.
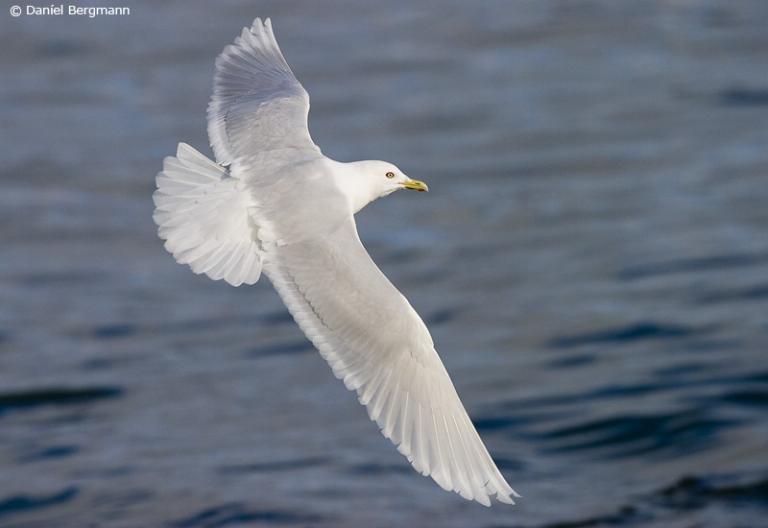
[152,17,518,506]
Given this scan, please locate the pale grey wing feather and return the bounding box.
[264,219,519,506]
[207,18,319,166]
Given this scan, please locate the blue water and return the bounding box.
[1,1,767,526]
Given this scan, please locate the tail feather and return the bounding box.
[153,143,262,286]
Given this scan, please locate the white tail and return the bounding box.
[152,143,263,286]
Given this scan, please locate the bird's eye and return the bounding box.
[385,171,395,179]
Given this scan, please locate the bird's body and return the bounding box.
[152,17,519,506]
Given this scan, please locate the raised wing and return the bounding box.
[264,219,519,506]
[207,18,319,166]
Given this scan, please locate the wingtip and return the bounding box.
[460,486,517,507]
[496,493,516,505]
[475,493,492,507]
[175,142,192,158]
[250,16,271,33]
[494,485,520,505]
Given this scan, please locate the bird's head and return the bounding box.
[339,160,428,213]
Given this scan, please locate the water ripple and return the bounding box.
[171,503,326,528]
[0,487,78,520]
[547,322,702,348]
[217,457,330,475]
[617,252,768,281]
[0,386,123,417]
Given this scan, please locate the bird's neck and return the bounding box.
[332,160,378,214]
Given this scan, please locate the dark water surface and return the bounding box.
[2,1,767,526]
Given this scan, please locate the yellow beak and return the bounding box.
[402,179,429,192]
